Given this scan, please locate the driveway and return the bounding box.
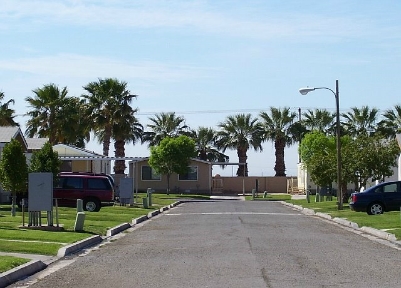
[9,200,401,288]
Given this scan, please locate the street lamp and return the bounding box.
[298,80,343,210]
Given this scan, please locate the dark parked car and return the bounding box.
[17,172,115,212]
[54,172,115,212]
[349,181,401,215]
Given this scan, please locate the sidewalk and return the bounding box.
[291,194,307,200]
[210,195,245,200]
[0,252,57,265]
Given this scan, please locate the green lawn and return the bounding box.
[0,256,30,273]
[0,193,203,258]
[285,195,401,239]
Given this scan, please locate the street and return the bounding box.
[10,200,401,288]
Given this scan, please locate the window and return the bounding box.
[142,166,161,180]
[179,166,198,181]
[88,178,110,190]
[61,177,83,189]
[383,183,398,193]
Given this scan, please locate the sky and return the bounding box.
[1,0,401,176]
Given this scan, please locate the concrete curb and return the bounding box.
[147,210,160,218]
[360,226,397,242]
[57,235,103,257]
[170,201,182,208]
[132,215,148,225]
[160,206,169,212]
[281,201,400,244]
[0,260,46,288]
[315,212,332,220]
[332,217,359,229]
[302,208,315,215]
[106,223,132,237]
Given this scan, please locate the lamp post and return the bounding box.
[299,80,343,210]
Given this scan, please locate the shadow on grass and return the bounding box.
[0,207,11,212]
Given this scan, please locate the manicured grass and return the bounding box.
[286,196,401,240]
[0,256,30,273]
[0,241,62,256]
[0,193,199,256]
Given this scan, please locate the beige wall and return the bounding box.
[128,159,289,194]
[129,159,212,194]
[61,160,111,174]
[214,176,288,194]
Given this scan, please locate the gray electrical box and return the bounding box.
[28,173,53,211]
[119,178,133,204]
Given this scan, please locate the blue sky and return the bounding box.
[1,0,401,176]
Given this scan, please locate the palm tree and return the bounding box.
[216,114,263,177]
[259,107,297,177]
[112,101,143,174]
[59,97,91,148]
[142,112,190,147]
[302,108,335,135]
[341,106,379,137]
[378,105,401,139]
[0,91,18,126]
[25,84,72,144]
[192,127,229,163]
[83,78,136,156]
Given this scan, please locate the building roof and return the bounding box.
[53,144,105,157]
[130,157,214,165]
[0,126,28,150]
[26,138,48,150]
[0,126,22,143]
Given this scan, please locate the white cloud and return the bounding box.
[0,0,391,42]
[0,54,218,82]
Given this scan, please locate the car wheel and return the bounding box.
[84,198,101,212]
[367,203,383,215]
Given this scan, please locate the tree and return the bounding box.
[216,114,263,176]
[148,135,196,194]
[377,104,401,139]
[0,139,28,216]
[83,78,142,173]
[302,108,335,135]
[29,142,62,182]
[112,109,143,174]
[348,135,400,188]
[0,91,19,126]
[83,78,137,156]
[341,106,379,137]
[57,97,91,148]
[259,107,297,176]
[300,131,400,202]
[191,127,229,164]
[299,131,337,188]
[25,84,74,145]
[142,112,190,147]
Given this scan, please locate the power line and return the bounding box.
[136,106,357,116]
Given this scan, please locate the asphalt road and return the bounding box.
[10,200,401,288]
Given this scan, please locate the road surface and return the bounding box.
[10,200,401,288]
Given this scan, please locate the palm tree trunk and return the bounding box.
[114,139,126,174]
[237,148,248,177]
[274,138,286,176]
[102,125,112,156]
[199,149,207,161]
